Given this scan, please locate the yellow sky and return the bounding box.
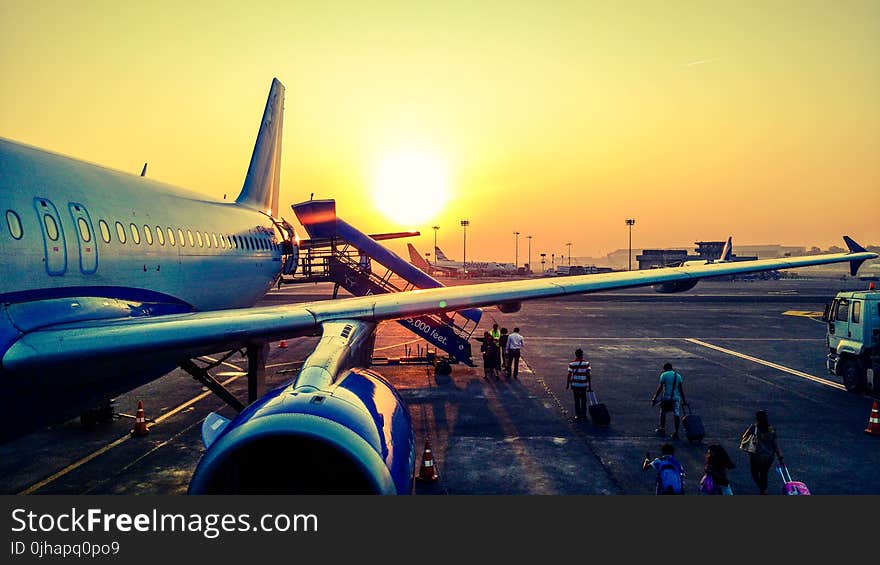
[2,1,878,263]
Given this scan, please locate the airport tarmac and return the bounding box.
[3,277,878,495]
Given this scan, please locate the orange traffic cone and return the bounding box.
[416,440,439,482]
[865,401,880,436]
[279,340,288,349]
[130,401,149,436]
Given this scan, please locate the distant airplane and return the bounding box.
[407,243,518,276]
[1,78,875,494]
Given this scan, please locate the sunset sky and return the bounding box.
[2,1,878,264]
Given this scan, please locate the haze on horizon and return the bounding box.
[2,1,878,263]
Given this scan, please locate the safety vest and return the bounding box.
[569,360,591,388]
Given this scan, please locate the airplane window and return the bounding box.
[6,210,23,239]
[187,229,194,247]
[203,231,211,248]
[232,235,238,249]
[196,231,203,247]
[168,227,176,246]
[43,214,59,241]
[77,218,92,242]
[220,234,227,249]
[116,221,126,244]
[130,223,141,244]
[156,226,165,246]
[178,228,186,247]
[212,232,218,248]
[99,220,111,243]
[143,224,153,245]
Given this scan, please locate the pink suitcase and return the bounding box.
[776,464,811,495]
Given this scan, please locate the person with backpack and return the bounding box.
[739,410,784,495]
[642,443,685,495]
[650,362,687,439]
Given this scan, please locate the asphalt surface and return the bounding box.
[3,276,878,495]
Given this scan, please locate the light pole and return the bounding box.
[540,252,546,274]
[432,225,439,256]
[551,253,555,271]
[460,220,469,275]
[527,235,532,273]
[566,242,572,266]
[514,231,520,269]
[625,218,636,271]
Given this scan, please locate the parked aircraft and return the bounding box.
[407,243,518,276]
[1,79,875,494]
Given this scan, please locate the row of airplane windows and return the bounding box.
[5,209,278,252]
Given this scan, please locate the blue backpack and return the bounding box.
[657,457,684,495]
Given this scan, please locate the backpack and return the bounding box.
[657,457,684,495]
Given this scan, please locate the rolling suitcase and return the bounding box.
[681,402,705,444]
[587,391,611,426]
[777,464,811,495]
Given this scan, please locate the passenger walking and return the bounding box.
[505,327,524,379]
[642,443,685,495]
[499,328,510,378]
[480,331,500,380]
[650,362,687,439]
[739,410,784,495]
[700,444,736,495]
[566,348,591,421]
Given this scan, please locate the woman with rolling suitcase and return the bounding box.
[739,410,785,495]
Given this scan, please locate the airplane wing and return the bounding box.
[3,242,875,373]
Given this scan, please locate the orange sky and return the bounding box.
[2,1,878,264]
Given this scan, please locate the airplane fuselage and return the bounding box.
[0,138,285,436]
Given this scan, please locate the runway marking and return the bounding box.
[18,373,245,495]
[684,338,845,391]
[782,310,824,318]
[525,337,823,341]
[374,338,424,352]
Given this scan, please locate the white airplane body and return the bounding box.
[407,243,518,276]
[1,79,875,494]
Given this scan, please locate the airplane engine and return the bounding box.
[188,366,416,495]
[497,301,522,313]
[652,279,700,293]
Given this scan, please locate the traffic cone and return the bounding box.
[130,401,149,436]
[416,440,439,482]
[279,340,288,349]
[865,401,880,436]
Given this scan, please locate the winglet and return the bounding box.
[236,78,285,217]
[843,236,869,276]
[720,236,733,261]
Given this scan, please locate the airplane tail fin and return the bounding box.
[720,236,733,261]
[408,243,432,271]
[434,246,450,261]
[235,78,285,217]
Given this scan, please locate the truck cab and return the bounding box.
[825,288,880,392]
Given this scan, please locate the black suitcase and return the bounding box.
[681,403,704,444]
[587,391,611,426]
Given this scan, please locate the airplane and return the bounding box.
[653,236,734,293]
[407,242,519,276]
[1,78,876,494]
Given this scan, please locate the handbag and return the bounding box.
[699,472,715,494]
[739,425,759,453]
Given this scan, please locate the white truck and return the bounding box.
[825,286,880,392]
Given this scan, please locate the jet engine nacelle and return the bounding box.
[496,301,522,313]
[652,279,700,293]
[188,367,416,494]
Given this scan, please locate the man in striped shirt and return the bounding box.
[567,348,592,421]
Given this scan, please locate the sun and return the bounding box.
[372,148,450,226]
